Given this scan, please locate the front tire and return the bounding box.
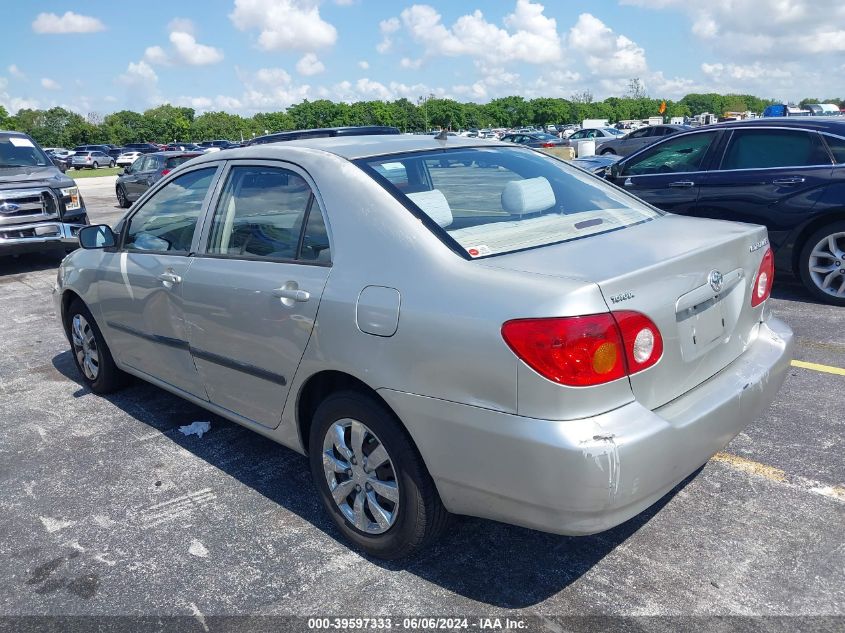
[64,298,129,394]
[109,160,115,168]
[601,148,616,155]
[309,391,448,559]
[798,222,845,306]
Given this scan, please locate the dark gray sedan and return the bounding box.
[598,124,691,156]
[116,151,201,208]
[500,132,565,148]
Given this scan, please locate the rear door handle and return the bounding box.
[157,271,182,286]
[772,177,805,185]
[669,181,695,188]
[272,287,310,302]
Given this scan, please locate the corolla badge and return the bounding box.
[708,270,724,293]
[0,202,21,214]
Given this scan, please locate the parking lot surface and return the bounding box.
[0,176,843,622]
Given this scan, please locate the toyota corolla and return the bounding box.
[53,135,793,559]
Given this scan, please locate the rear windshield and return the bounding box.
[0,134,51,168]
[360,146,660,258]
[165,155,198,169]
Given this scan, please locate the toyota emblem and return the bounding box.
[708,270,724,293]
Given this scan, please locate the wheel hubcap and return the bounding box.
[322,418,399,534]
[808,231,845,298]
[70,314,100,381]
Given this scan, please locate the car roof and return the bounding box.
[151,151,203,157]
[705,117,845,133]
[189,134,509,162]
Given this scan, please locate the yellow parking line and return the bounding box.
[712,452,845,502]
[790,360,845,376]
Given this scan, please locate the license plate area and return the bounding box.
[677,295,727,361]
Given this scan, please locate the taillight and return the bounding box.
[541,142,556,148]
[751,247,774,307]
[501,311,663,387]
[613,311,663,374]
[161,168,171,176]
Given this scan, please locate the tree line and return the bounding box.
[1,92,842,148]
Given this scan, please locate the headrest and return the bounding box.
[501,177,555,216]
[407,189,453,228]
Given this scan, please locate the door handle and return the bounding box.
[272,287,310,302]
[157,271,182,286]
[668,181,695,188]
[772,177,805,185]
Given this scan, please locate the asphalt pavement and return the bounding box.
[0,176,842,626]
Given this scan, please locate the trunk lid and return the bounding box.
[481,214,769,410]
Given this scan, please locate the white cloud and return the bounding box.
[568,14,647,78]
[396,0,562,65]
[169,31,224,65]
[144,20,223,66]
[117,60,161,105]
[8,65,25,79]
[358,60,369,70]
[144,46,170,65]
[400,57,423,70]
[376,17,400,54]
[296,53,325,76]
[41,77,61,91]
[32,11,106,34]
[230,0,337,51]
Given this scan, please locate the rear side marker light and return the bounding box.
[751,247,774,307]
[501,311,663,387]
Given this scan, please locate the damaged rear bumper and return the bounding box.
[378,316,793,535]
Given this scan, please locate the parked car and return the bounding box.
[71,150,114,170]
[199,139,238,150]
[500,132,565,148]
[597,124,691,157]
[72,144,114,158]
[116,151,143,167]
[569,153,622,176]
[606,117,845,305]
[563,127,626,153]
[122,143,161,154]
[56,135,792,558]
[115,151,202,207]
[106,145,125,161]
[0,131,89,256]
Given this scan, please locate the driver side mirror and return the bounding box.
[122,167,131,175]
[78,224,116,249]
[609,162,621,179]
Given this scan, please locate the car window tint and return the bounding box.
[722,130,831,170]
[206,166,313,261]
[299,205,331,263]
[624,131,717,176]
[124,167,216,253]
[822,135,845,163]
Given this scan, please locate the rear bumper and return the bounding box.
[379,316,793,535]
[0,219,88,256]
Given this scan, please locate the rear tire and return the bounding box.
[116,185,130,208]
[64,298,130,394]
[798,221,845,306]
[92,162,99,169]
[309,391,448,559]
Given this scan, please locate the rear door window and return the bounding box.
[822,135,845,163]
[205,165,325,262]
[622,131,717,176]
[721,129,832,170]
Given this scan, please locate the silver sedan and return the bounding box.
[54,136,793,559]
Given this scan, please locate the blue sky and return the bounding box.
[2,0,843,116]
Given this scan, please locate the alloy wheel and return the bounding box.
[321,418,399,534]
[71,314,100,381]
[117,186,127,207]
[808,231,845,299]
